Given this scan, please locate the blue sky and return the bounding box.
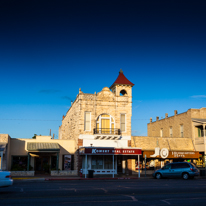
[0,0,206,138]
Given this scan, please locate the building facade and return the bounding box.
[145,108,206,168]
[59,70,141,176]
[0,134,76,176]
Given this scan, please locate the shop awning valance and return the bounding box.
[27,142,60,152]
[192,118,206,124]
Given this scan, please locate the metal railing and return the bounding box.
[93,128,121,135]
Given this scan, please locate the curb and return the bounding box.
[45,177,140,181]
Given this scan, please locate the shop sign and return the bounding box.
[170,151,199,159]
[144,150,199,159]
[150,147,169,159]
[79,147,142,155]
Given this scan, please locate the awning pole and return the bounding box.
[113,155,114,178]
[85,154,87,178]
[138,155,140,178]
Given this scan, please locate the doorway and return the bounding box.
[35,156,50,174]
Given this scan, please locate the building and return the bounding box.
[59,69,141,176]
[140,108,206,168]
[0,134,11,171]
[0,134,76,176]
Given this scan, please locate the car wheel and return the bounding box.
[155,173,162,179]
[182,173,189,180]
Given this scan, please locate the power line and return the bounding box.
[0,119,61,121]
[0,118,150,122]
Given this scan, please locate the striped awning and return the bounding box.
[27,142,60,152]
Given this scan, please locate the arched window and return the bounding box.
[120,89,127,96]
[96,114,115,134]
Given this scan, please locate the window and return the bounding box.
[11,156,28,171]
[160,128,163,137]
[84,112,91,131]
[96,114,115,134]
[90,155,116,169]
[170,127,173,137]
[120,89,127,96]
[120,114,126,132]
[180,125,184,137]
[91,155,103,169]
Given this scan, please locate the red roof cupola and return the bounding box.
[110,69,134,89]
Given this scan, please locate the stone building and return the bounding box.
[141,108,206,168]
[59,70,141,176]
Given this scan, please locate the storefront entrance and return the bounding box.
[35,156,50,174]
[79,147,142,178]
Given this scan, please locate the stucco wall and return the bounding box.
[9,136,75,170]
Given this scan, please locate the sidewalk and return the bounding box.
[12,174,206,181]
[12,174,153,181]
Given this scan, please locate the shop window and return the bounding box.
[84,112,91,131]
[51,156,57,170]
[120,114,126,132]
[91,155,103,169]
[11,156,28,171]
[62,155,74,170]
[104,156,113,169]
[90,155,116,170]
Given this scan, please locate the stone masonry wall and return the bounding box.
[131,136,195,151]
[147,110,192,138]
[0,134,9,143]
[59,86,133,172]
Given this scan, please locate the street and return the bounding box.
[1,178,206,206]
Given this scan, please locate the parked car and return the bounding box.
[0,170,13,187]
[153,162,200,180]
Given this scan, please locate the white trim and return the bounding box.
[96,113,115,134]
[79,134,131,140]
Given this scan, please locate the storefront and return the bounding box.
[79,147,142,178]
[136,148,200,173]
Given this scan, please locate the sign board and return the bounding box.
[143,150,199,159]
[64,155,71,170]
[79,147,142,155]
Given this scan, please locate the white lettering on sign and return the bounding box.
[150,147,169,159]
